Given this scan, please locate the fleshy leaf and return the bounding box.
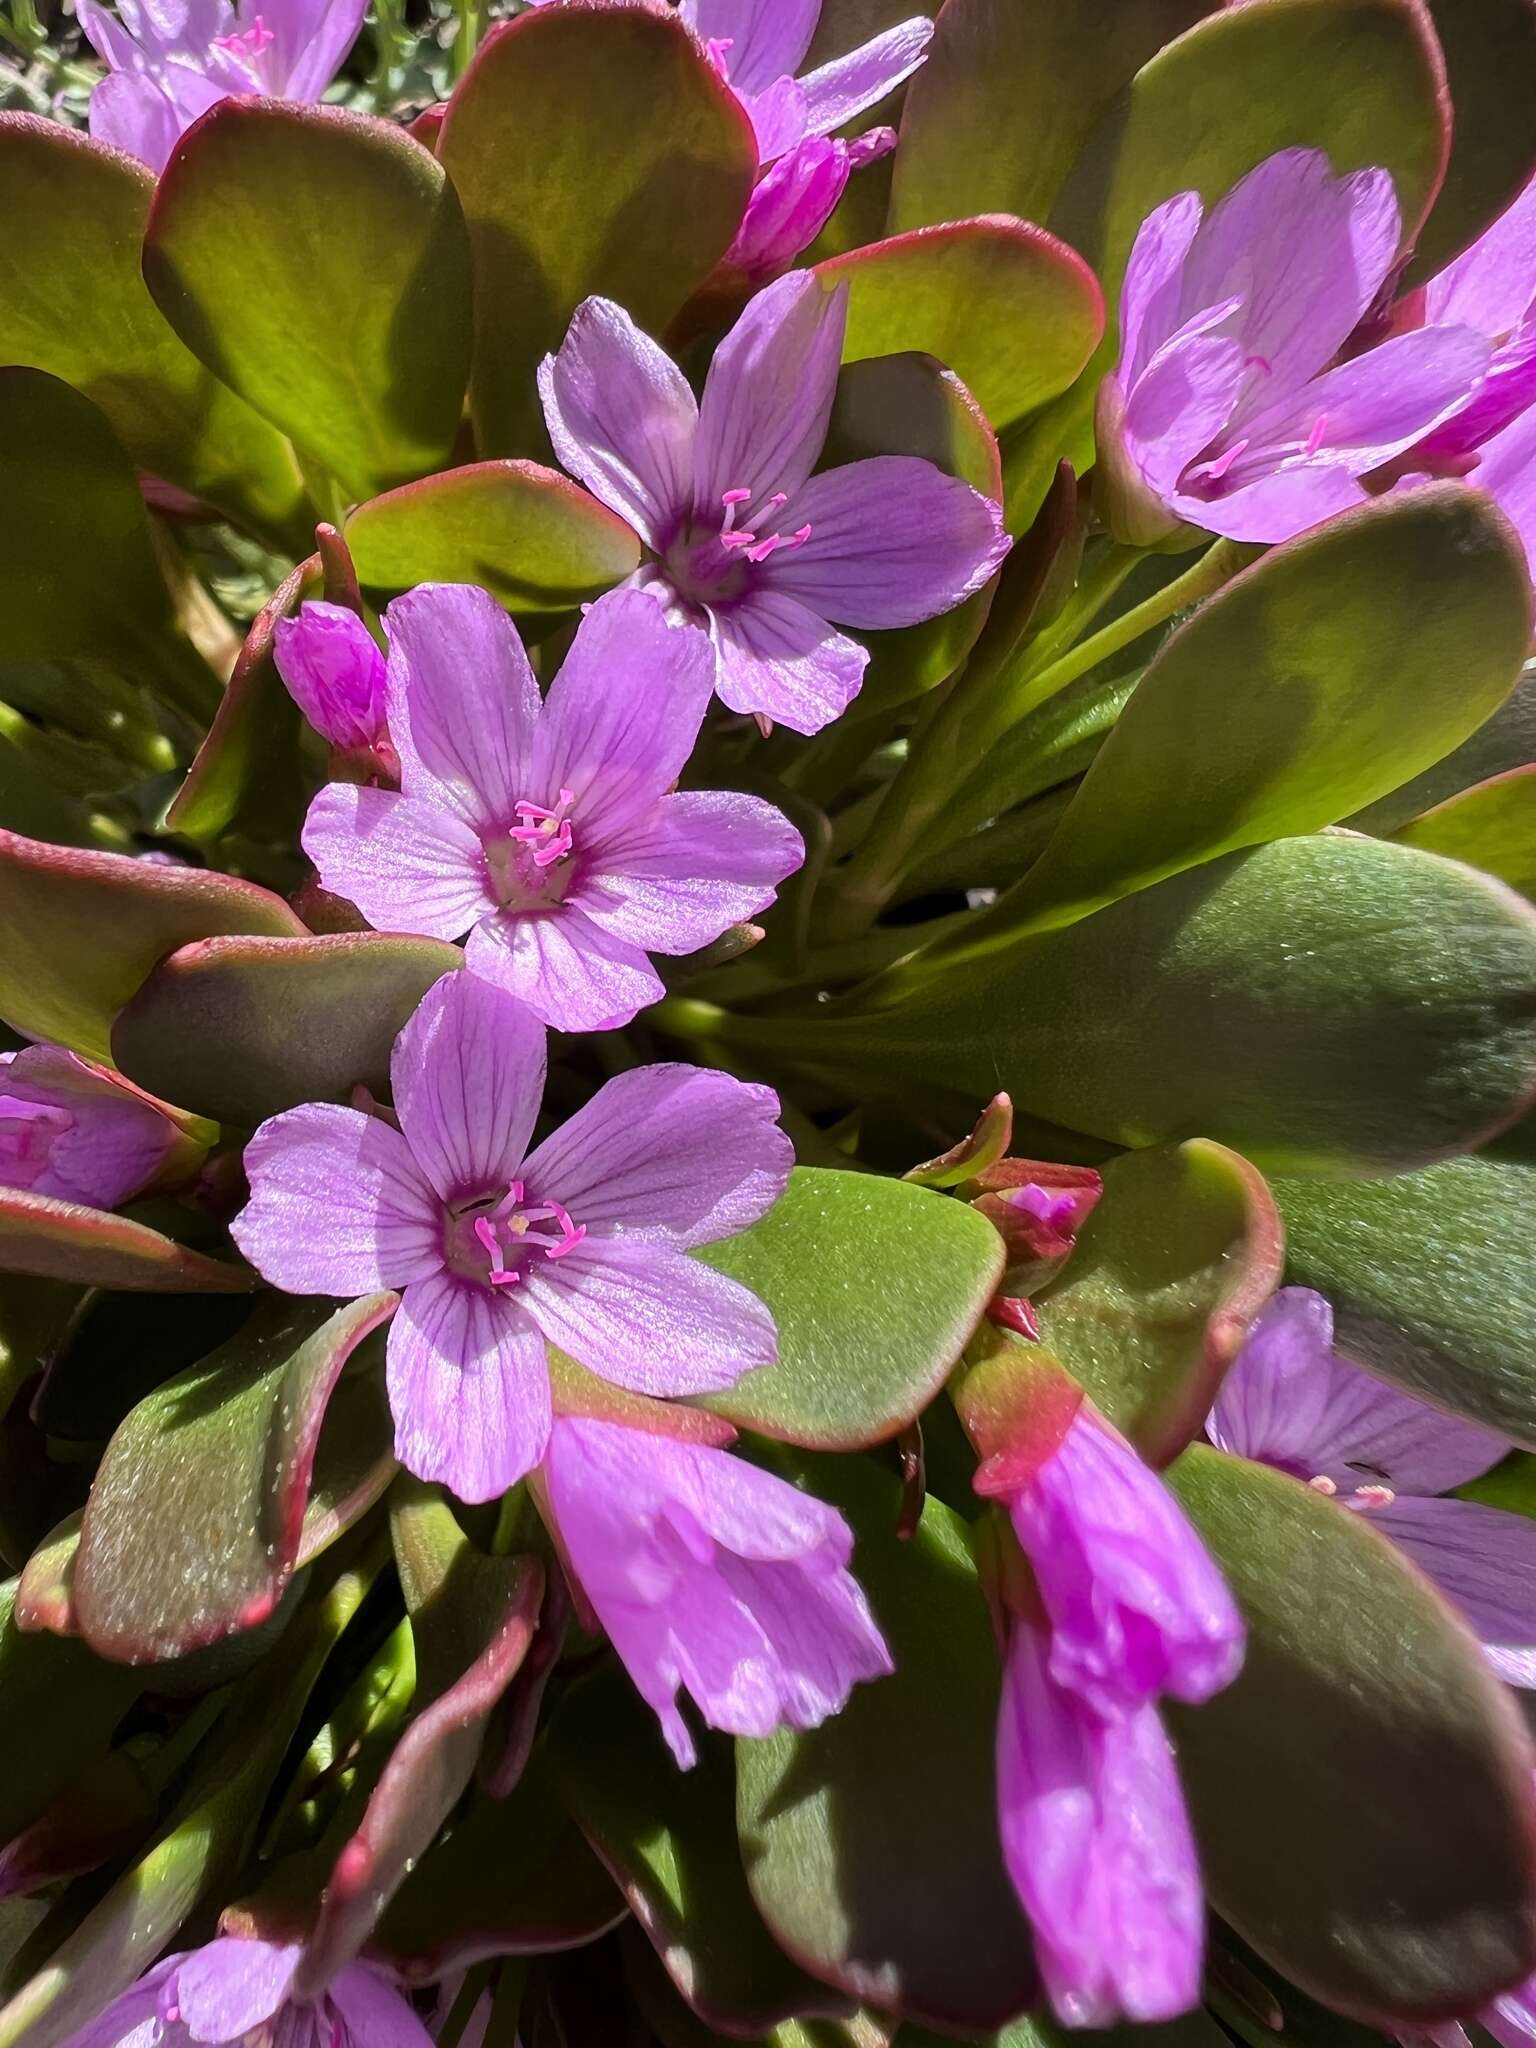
[887,0,1215,232]
[144,102,473,503]
[73,1294,395,1663]
[113,934,462,1128]
[0,829,305,1061]
[1169,1443,1536,2020]
[1404,0,1536,283]
[1348,667,1536,836]
[0,1194,254,1295]
[816,218,1103,434]
[0,115,308,549]
[15,1512,83,1636]
[1390,767,1536,901]
[1032,1139,1283,1465]
[1272,1158,1536,1448]
[694,1167,1003,1448]
[345,462,641,614]
[294,1485,541,1993]
[800,834,1536,1174]
[439,2,756,454]
[735,1452,1036,2031]
[972,489,1532,944]
[0,1578,140,1845]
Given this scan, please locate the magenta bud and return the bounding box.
[272,601,389,756]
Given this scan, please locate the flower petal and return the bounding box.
[327,1967,437,2048]
[520,1234,777,1395]
[1168,462,1365,544]
[387,1270,550,1502]
[737,75,812,163]
[521,1061,791,1247]
[301,785,492,941]
[725,136,851,276]
[682,0,819,95]
[577,789,804,954]
[1120,189,1205,387]
[1424,172,1536,337]
[389,969,545,1203]
[1123,333,1248,499]
[1374,1496,1536,1686]
[796,15,934,137]
[695,272,848,514]
[465,905,665,1034]
[767,454,1010,628]
[57,1957,183,2048]
[1460,398,1536,576]
[272,602,387,751]
[528,589,716,842]
[174,1941,299,2041]
[710,590,868,733]
[87,68,193,172]
[384,584,541,835]
[270,0,368,99]
[537,297,698,547]
[232,1104,441,1294]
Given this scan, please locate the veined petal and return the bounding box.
[271,0,369,98]
[520,1061,791,1247]
[384,584,541,836]
[87,68,193,172]
[1374,1497,1536,1686]
[327,1966,437,2048]
[738,75,812,163]
[1120,189,1205,387]
[55,1956,183,2048]
[1168,462,1365,544]
[537,297,698,547]
[1461,397,1536,576]
[1413,320,1536,464]
[695,272,848,516]
[682,0,819,95]
[578,788,804,954]
[725,137,851,277]
[710,590,867,732]
[1123,333,1248,499]
[174,1942,299,2042]
[520,1234,776,1395]
[387,1270,551,1501]
[301,785,492,941]
[273,602,388,751]
[1424,172,1536,337]
[465,905,665,1034]
[797,15,933,137]
[232,1104,441,1294]
[390,970,545,1204]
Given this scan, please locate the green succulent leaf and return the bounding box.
[735,1453,1036,2032]
[1169,1444,1536,2020]
[694,1167,1003,1448]
[1390,767,1536,901]
[73,1294,395,1663]
[0,115,309,549]
[1033,1139,1283,1465]
[0,1193,254,1296]
[112,934,463,1128]
[1405,0,1536,283]
[1348,667,1536,836]
[345,461,641,614]
[439,3,756,455]
[0,829,305,1061]
[1272,1157,1536,1448]
[0,1579,140,1845]
[143,101,473,504]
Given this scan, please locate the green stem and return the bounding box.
[452,0,483,80]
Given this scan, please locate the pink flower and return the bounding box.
[1399,1965,1536,2048]
[231,971,792,1503]
[540,273,1010,732]
[272,601,392,766]
[58,1939,429,2048]
[78,0,368,174]
[301,584,803,1033]
[996,1620,1204,2029]
[1209,1287,1536,1686]
[0,1045,178,1209]
[540,1413,891,1764]
[1096,148,1491,544]
[723,128,895,285]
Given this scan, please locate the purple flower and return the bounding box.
[996,1617,1204,2028]
[272,601,394,771]
[231,971,792,1503]
[0,1045,178,1209]
[723,128,894,285]
[1005,1403,1245,1720]
[58,1939,430,2048]
[539,272,1011,733]
[78,0,367,175]
[301,584,803,1033]
[1400,1967,1536,2048]
[540,1413,892,1764]
[1209,1288,1536,1686]
[1096,147,1492,544]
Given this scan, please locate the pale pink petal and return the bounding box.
[710,590,867,732]
[1374,1497,1536,1686]
[520,1061,791,1246]
[1486,1980,1536,2048]
[1412,320,1536,464]
[272,0,369,98]
[387,1270,550,1501]
[725,137,852,277]
[1424,172,1536,336]
[272,603,387,752]
[232,1104,441,1294]
[465,905,664,1034]
[328,1966,437,2048]
[389,970,545,1203]
[695,273,849,513]
[87,68,190,172]
[301,785,492,941]
[537,298,698,547]
[681,0,819,94]
[1469,404,1536,574]
[383,584,540,835]
[174,1943,298,2042]
[797,15,933,136]
[1167,461,1365,543]
[519,1234,776,1395]
[1120,190,1206,387]
[528,590,716,842]
[57,1956,183,2048]
[738,75,812,162]
[577,789,804,953]
[1122,333,1248,498]
[766,455,1010,628]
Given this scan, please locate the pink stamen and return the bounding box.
[473,1215,521,1287]
[1349,1483,1397,1512]
[510,787,576,868]
[744,522,813,565]
[1302,413,1328,458]
[1199,437,1249,484]
[213,11,275,52]
[1307,1473,1339,1496]
[509,1198,587,1259]
[718,489,810,563]
[1245,353,1272,378]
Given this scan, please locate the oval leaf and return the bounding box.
[144,101,473,502]
[0,1579,140,1845]
[1391,765,1536,900]
[0,1194,251,1295]
[694,1167,1003,1448]
[113,933,462,1127]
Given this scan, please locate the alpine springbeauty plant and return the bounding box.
[7,1,1536,2046]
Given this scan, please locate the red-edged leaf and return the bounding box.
[0,1192,254,1294]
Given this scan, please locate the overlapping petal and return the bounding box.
[302,787,491,941]
[387,1270,551,1500]
[695,272,849,515]
[579,790,804,954]
[389,971,545,1204]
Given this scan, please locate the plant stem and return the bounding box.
[453,0,483,81]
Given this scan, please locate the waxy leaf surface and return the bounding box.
[1391,767,1536,901]
[0,1195,252,1296]
[0,1580,140,1845]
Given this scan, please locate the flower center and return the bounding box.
[483,789,577,912]
[0,1100,73,1191]
[662,489,814,608]
[443,1182,586,1291]
[210,12,280,81]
